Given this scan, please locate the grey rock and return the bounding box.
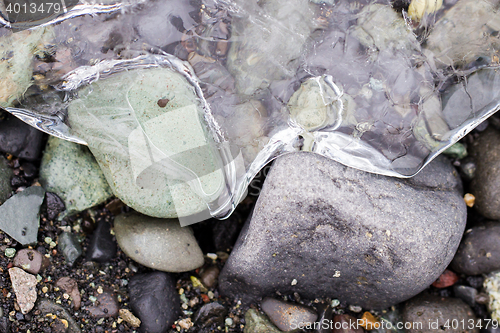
[451,222,500,275]
[44,192,65,221]
[0,185,45,245]
[37,299,81,333]
[87,289,119,318]
[470,128,500,220]
[194,302,227,329]
[261,297,317,332]
[128,271,180,333]
[243,309,282,333]
[199,266,220,289]
[0,156,12,205]
[114,212,204,272]
[219,152,466,309]
[13,248,49,275]
[453,285,478,307]
[9,267,37,314]
[402,294,478,333]
[58,232,82,267]
[39,136,113,218]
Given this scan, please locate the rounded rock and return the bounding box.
[261,297,318,332]
[114,212,204,272]
[13,248,49,275]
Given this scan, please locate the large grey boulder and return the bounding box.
[219,152,467,309]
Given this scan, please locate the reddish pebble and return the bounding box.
[201,294,210,303]
[7,262,13,269]
[432,269,459,288]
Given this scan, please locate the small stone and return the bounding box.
[359,312,379,330]
[261,297,318,332]
[55,277,81,310]
[128,271,180,333]
[199,266,220,289]
[37,299,81,333]
[0,185,45,245]
[44,192,65,221]
[225,317,233,326]
[13,248,49,274]
[4,248,15,258]
[432,270,459,288]
[57,232,82,267]
[118,309,141,328]
[194,302,227,328]
[464,193,475,208]
[39,136,113,218]
[178,318,194,330]
[453,285,478,307]
[402,293,478,333]
[451,222,500,275]
[114,212,204,272]
[444,143,468,160]
[332,314,364,333]
[9,267,37,314]
[243,308,281,333]
[87,289,119,318]
[104,198,124,216]
[86,220,116,263]
[348,305,362,313]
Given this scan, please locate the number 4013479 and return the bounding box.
[5,2,62,14]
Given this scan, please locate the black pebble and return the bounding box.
[86,220,116,263]
[129,271,180,333]
[0,113,44,161]
[194,302,227,329]
[44,192,65,221]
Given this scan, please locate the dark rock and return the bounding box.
[219,153,467,309]
[316,303,333,333]
[104,198,124,215]
[87,289,119,318]
[243,309,281,333]
[0,113,44,160]
[261,297,317,332]
[10,175,29,187]
[199,266,220,289]
[402,294,478,333]
[13,248,49,275]
[44,192,65,221]
[58,232,82,267]
[129,271,180,333]
[212,212,244,252]
[194,302,227,329]
[0,185,45,245]
[454,285,477,307]
[0,317,10,333]
[467,276,484,289]
[21,162,36,178]
[37,298,81,333]
[451,222,500,275]
[470,128,500,219]
[0,156,12,205]
[332,315,363,333]
[86,221,116,263]
[55,277,81,310]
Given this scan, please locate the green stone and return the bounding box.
[68,67,224,218]
[39,136,113,218]
[57,232,82,267]
[444,143,468,160]
[244,309,283,333]
[0,186,45,245]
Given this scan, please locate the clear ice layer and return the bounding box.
[0,0,499,224]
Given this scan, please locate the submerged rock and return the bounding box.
[40,136,113,218]
[68,67,225,218]
[219,152,466,308]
